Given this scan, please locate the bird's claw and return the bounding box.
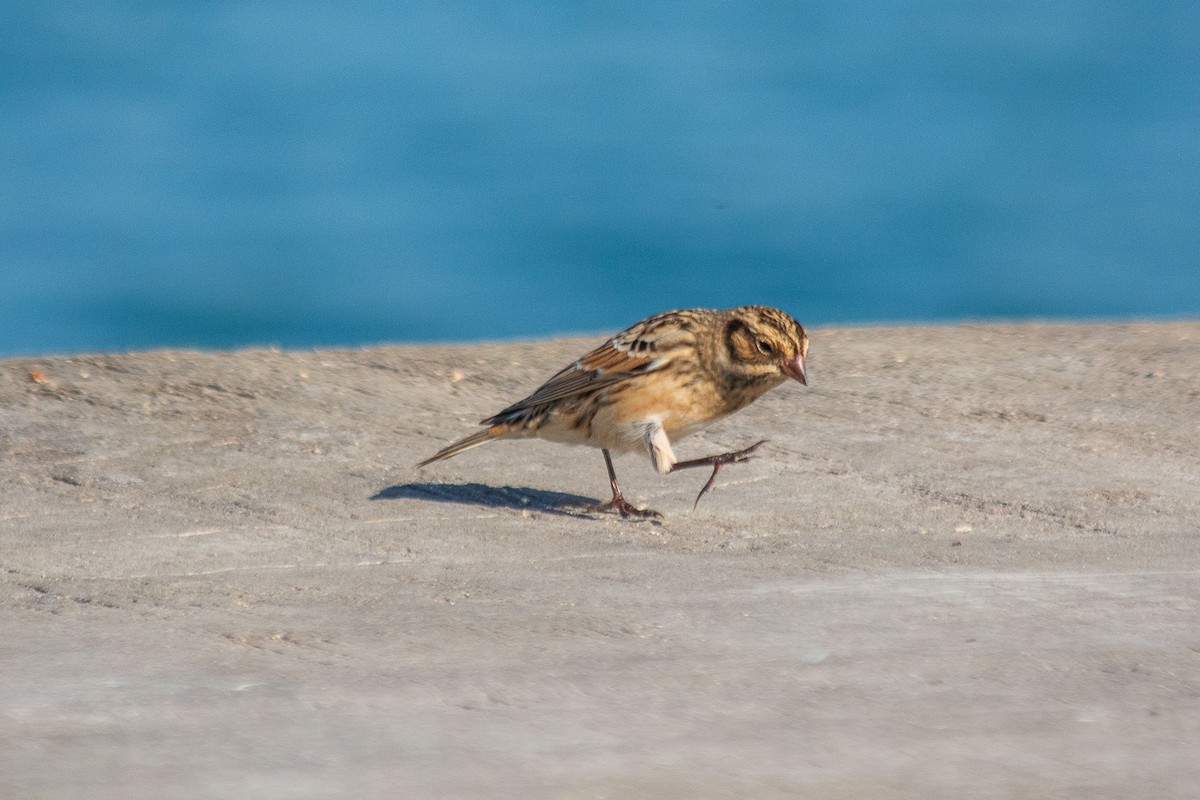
[685,440,770,510]
[592,497,663,520]
[714,439,768,465]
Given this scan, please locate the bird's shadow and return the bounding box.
[371,481,603,518]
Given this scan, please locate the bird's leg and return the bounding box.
[593,449,662,519]
[669,440,768,510]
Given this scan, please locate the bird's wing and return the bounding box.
[481,313,698,425]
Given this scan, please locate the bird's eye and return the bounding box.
[756,339,773,356]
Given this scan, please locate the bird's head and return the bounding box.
[721,305,809,388]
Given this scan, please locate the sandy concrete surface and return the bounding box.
[2,321,1199,799]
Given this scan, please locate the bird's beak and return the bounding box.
[782,353,807,385]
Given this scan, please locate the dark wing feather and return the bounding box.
[481,313,698,425]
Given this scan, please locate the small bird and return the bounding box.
[418,306,809,518]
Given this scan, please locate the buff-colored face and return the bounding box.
[723,307,808,385]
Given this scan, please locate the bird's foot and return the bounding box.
[591,496,663,520]
[671,440,769,510]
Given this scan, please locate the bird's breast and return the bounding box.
[605,369,728,441]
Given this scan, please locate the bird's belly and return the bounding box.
[664,414,725,441]
[595,395,723,452]
[525,379,728,454]
[534,408,644,453]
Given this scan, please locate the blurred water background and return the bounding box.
[2,2,1198,356]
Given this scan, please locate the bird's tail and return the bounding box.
[416,425,506,468]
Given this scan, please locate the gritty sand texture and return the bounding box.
[2,322,1199,799]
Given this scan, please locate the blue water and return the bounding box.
[3,3,1198,356]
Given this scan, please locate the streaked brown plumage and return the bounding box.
[418,306,809,517]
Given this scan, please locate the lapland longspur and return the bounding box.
[418,306,809,517]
